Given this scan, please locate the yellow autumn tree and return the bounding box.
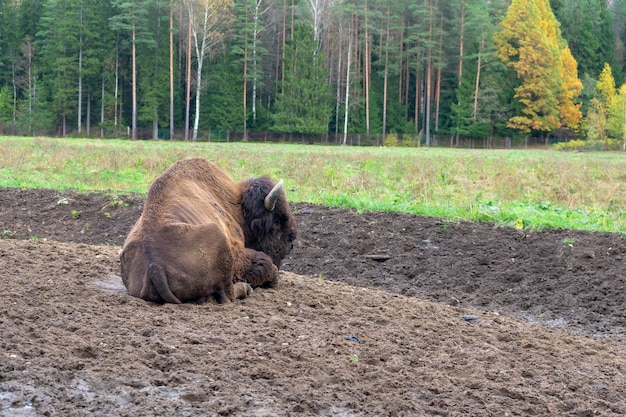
[596,63,617,107]
[618,84,626,149]
[586,98,607,142]
[607,83,626,146]
[494,0,582,134]
[593,63,616,141]
[558,47,583,129]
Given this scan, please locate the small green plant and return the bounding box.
[562,237,575,246]
[348,354,359,363]
[104,212,112,219]
[109,199,128,208]
[28,236,39,241]
[71,209,81,219]
[1,230,14,239]
[383,133,399,147]
[318,274,325,282]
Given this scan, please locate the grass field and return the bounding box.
[2,135,626,233]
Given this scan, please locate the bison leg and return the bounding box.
[240,249,279,288]
[196,282,250,304]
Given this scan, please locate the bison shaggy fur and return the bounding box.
[120,158,297,304]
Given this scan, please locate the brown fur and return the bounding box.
[120,158,297,304]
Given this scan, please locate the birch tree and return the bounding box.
[305,0,334,52]
[186,0,232,141]
[234,0,272,134]
[342,22,352,146]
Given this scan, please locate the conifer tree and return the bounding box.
[232,0,273,137]
[38,0,81,135]
[273,21,331,134]
[136,0,170,139]
[554,0,615,80]
[110,0,154,139]
[201,53,243,131]
[449,0,502,143]
[0,0,20,125]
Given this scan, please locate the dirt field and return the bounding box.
[0,187,625,416]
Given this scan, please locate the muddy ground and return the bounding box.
[0,187,625,416]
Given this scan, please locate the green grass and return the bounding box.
[3,135,626,233]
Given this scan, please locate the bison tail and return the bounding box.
[148,264,182,304]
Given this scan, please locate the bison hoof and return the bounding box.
[267,276,279,289]
[234,282,253,300]
[264,266,280,289]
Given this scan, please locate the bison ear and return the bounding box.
[250,216,273,238]
[264,180,284,212]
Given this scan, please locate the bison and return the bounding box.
[120,158,297,304]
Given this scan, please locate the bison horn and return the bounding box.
[264,180,284,211]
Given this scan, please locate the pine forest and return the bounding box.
[1,0,626,147]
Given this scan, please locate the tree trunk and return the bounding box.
[21,37,35,134]
[280,0,289,100]
[425,1,433,146]
[86,91,90,135]
[404,43,410,112]
[343,20,352,146]
[435,13,443,133]
[190,2,209,142]
[275,0,286,100]
[101,74,105,137]
[185,21,191,141]
[426,54,432,145]
[131,20,137,140]
[193,54,203,142]
[364,0,370,134]
[11,61,17,128]
[473,33,484,120]
[243,43,248,141]
[382,1,390,138]
[170,0,175,140]
[78,4,83,134]
[115,39,120,134]
[335,18,343,139]
[455,2,465,145]
[414,53,421,135]
[252,0,264,122]
[398,19,403,103]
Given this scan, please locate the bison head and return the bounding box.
[241,176,297,267]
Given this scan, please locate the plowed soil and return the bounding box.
[0,187,625,416]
